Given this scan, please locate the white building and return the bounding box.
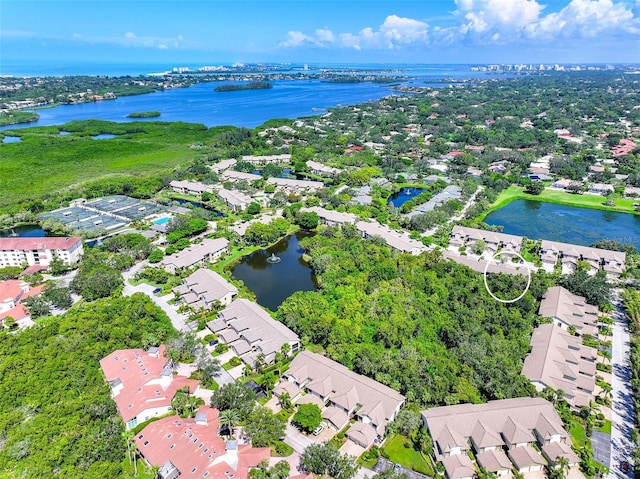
[0,237,83,268]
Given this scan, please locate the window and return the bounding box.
[191,468,197,473]
[170,444,175,450]
[143,441,149,446]
[193,437,198,443]
[198,444,203,449]
[167,434,172,439]
[204,473,209,478]
[138,435,144,439]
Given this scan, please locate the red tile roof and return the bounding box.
[0,303,29,321]
[135,406,270,479]
[100,346,199,423]
[0,280,25,302]
[0,237,82,251]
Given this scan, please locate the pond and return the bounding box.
[2,136,22,143]
[388,187,427,208]
[484,200,640,250]
[0,225,48,238]
[231,231,318,311]
[92,133,119,140]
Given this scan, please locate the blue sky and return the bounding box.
[2,0,640,68]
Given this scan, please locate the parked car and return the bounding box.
[312,424,324,436]
[394,463,402,473]
[152,287,162,295]
[620,461,630,473]
[209,340,219,346]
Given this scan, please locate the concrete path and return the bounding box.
[610,291,635,479]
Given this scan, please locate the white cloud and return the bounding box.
[315,28,334,43]
[528,0,639,39]
[281,15,429,50]
[279,30,315,47]
[441,0,640,43]
[124,32,136,39]
[72,33,82,38]
[279,0,639,52]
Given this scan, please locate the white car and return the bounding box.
[312,424,324,436]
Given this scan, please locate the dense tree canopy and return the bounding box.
[0,294,174,477]
[277,228,546,406]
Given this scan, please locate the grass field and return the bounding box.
[0,120,222,212]
[382,434,434,475]
[479,185,640,220]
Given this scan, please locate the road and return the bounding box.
[610,291,635,479]
[121,260,194,332]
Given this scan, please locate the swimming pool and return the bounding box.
[153,217,170,225]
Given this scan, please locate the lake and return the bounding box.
[231,231,318,311]
[484,200,640,250]
[0,225,48,238]
[388,187,427,208]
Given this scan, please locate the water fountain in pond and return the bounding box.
[266,253,281,264]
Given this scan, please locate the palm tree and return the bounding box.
[278,392,292,409]
[280,343,291,358]
[122,430,137,475]
[552,456,570,479]
[219,409,240,438]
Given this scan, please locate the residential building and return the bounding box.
[206,299,300,366]
[306,160,342,177]
[0,280,44,327]
[265,177,323,194]
[218,189,252,213]
[169,180,214,196]
[276,351,405,448]
[173,269,238,309]
[161,238,229,274]
[449,226,523,254]
[539,240,626,275]
[522,324,597,407]
[441,251,529,277]
[0,237,83,268]
[587,183,614,196]
[241,154,291,165]
[538,286,600,337]
[100,346,199,430]
[403,185,462,218]
[208,159,237,173]
[134,406,270,479]
[299,207,357,227]
[355,221,427,255]
[221,170,261,183]
[422,398,579,479]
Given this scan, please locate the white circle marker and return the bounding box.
[483,251,532,303]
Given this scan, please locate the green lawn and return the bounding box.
[598,419,612,434]
[479,185,640,221]
[569,421,589,448]
[382,434,434,475]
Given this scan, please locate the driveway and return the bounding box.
[610,291,635,479]
[283,423,315,454]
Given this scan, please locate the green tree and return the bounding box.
[244,406,286,448]
[247,202,262,215]
[392,409,422,437]
[524,181,545,195]
[301,443,358,479]
[293,403,322,433]
[249,459,290,479]
[3,316,16,329]
[219,409,240,437]
[148,249,164,263]
[210,380,257,420]
[298,211,320,230]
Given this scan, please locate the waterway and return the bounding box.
[484,200,640,250]
[388,187,427,208]
[231,231,318,311]
[0,64,502,132]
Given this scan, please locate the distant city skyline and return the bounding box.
[2,0,640,69]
